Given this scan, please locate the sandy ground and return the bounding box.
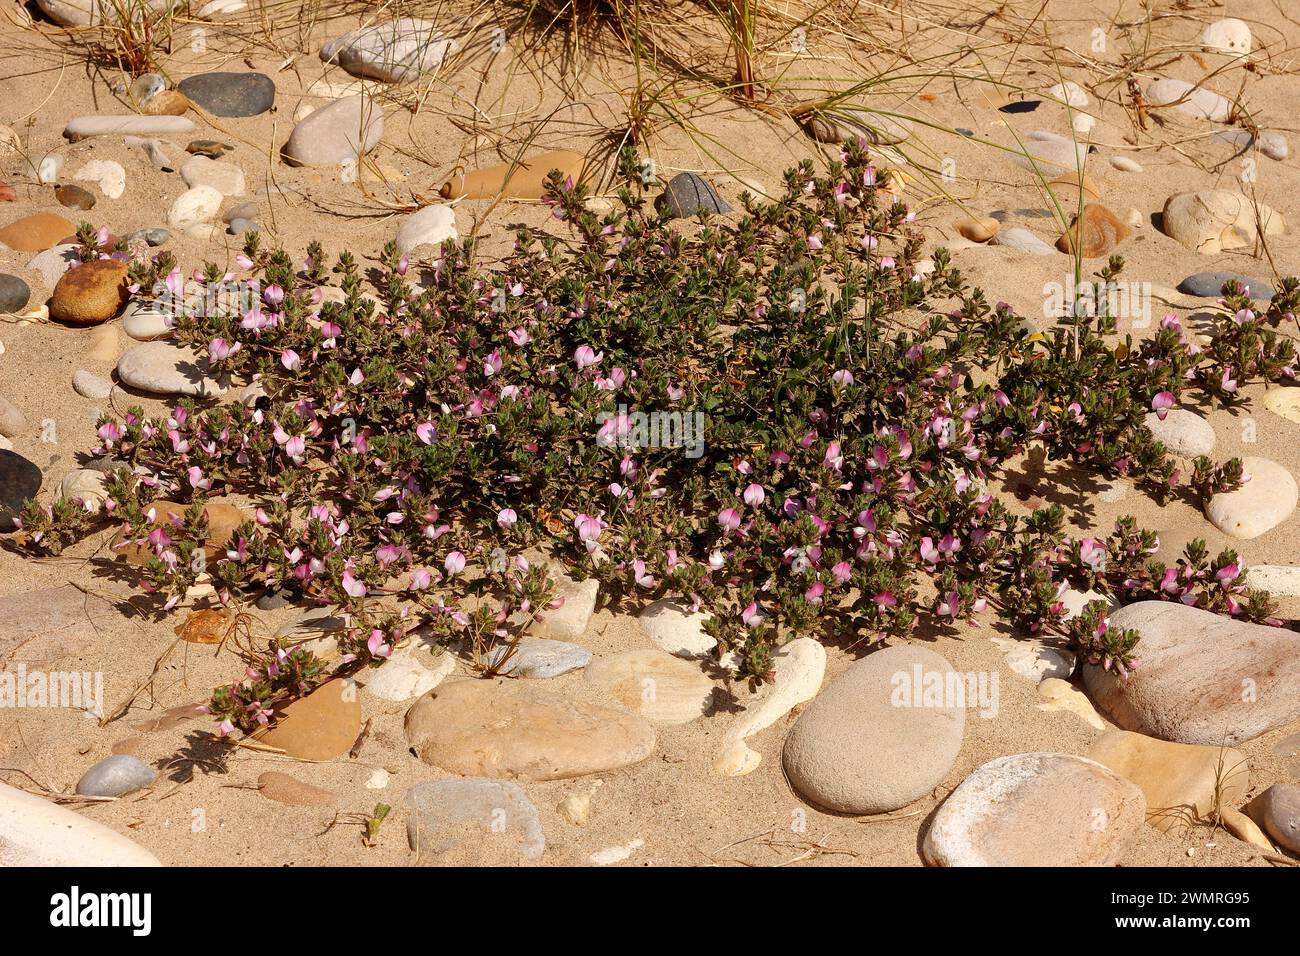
[1,0,1300,866]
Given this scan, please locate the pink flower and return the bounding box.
[208,337,241,362]
[1150,391,1175,421]
[497,507,517,528]
[574,345,603,370]
[416,422,437,445]
[741,601,762,626]
[742,483,765,507]
[367,629,391,658]
[263,284,285,307]
[341,569,367,598]
[718,507,742,531]
[444,551,466,575]
[281,349,301,371]
[410,568,432,590]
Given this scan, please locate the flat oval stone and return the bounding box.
[168,184,223,227]
[1248,784,1300,854]
[1263,388,1300,425]
[406,779,544,861]
[0,212,77,252]
[0,781,161,865]
[488,638,591,678]
[121,301,173,340]
[1178,271,1273,299]
[658,172,732,218]
[181,155,245,196]
[65,114,195,141]
[1083,600,1300,745]
[75,754,156,797]
[282,95,383,168]
[439,149,587,201]
[782,644,966,814]
[257,678,361,761]
[364,645,454,701]
[55,183,96,210]
[177,72,275,117]
[116,341,225,397]
[527,572,597,640]
[1146,78,1232,121]
[0,449,41,531]
[404,678,655,780]
[1206,456,1296,538]
[72,369,112,400]
[923,752,1145,866]
[395,203,455,253]
[1087,729,1248,832]
[59,469,108,511]
[992,226,1056,255]
[1144,407,1215,457]
[583,648,714,723]
[257,771,335,807]
[320,18,457,84]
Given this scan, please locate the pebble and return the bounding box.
[714,637,825,776]
[488,638,591,678]
[1087,730,1249,833]
[1203,18,1252,56]
[636,598,716,658]
[1221,807,1274,850]
[783,644,965,814]
[181,155,245,196]
[0,450,37,530]
[1083,600,1300,745]
[55,183,95,210]
[72,159,126,200]
[64,114,195,140]
[1046,80,1089,107]
[84,322,119,361]
[257,771,335,807]
[0,274,30,313]
[168,184,224,227]
[0,396,24,438]
[992,226,1056,255]
[440,149,587,201]
[1206,456,1297,538]
[363,645,454,701]
[257,678,360,761]
[1036,677,1105,729]
[1244,563,1300,596]
[59,469,108,511]
[1055,203,1130,257]
[990,636,1075,681]
[24,152,63,184]
[591,839,643,865]
[1143,407,1215,457]
[186,139,233,159]
[139,90,190,117]
[121,302,174,340]
[406,779,544,862]
[365,768,390,789]
[998,99,1040,114]
[1109,155,1143,172]
[1247,784,1300,854]
[1010,130,1087,175]
[72,369,113,399]
[111,498,245,565]
[124,227,169,247]
[0,781,160,865]
[49,259,129,324]
[558,778,602,826]
[117,341,226,397]
[658,172,732,218]
[1161,190,1285,255]
[583,648,714,723]
[955,216,999,242]
[281,95,383,167]
[75,754,156,797]
[1177,271,1273,298]
[1145,78,1233,122]
[177,72,276,117]
[529,571,598,640]
[0,212,76,252]
[1212,128,1288,161]
[923,752,1145,866]
[395,203,456,254]
[320,18,458,83]
[404,678,655,780]
[802,109,913,145]
[227,218,257,236]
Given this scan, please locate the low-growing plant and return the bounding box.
[21,142,1292,734]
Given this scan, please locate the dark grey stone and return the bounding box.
[125,227,170,247]
[0,450,41,532]
[177,73,275,118]
[256,588,293,610]
[658,172,731,218]
[1177,271,1274,299]
[0,274,30,313]
[999,100,1041,114]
